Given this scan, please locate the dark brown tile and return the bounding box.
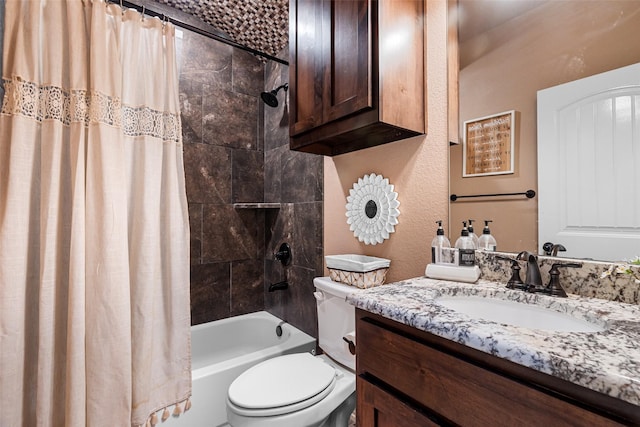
[264,145,285,202]
[232,149,264,203]
[190,262,230,325]
[233,49,265,97]
[264,105,289,152]
[264,259,287,320]
[202,88,259,150]
[263,101,289,153]
[264,54,289,152]
[179,77,202,144]
[282,266,318,339]
[266,203,294,260]
[256,205,266,261]
[281,151,323,203]
[189,203,203,265]
[231,259,265,316]
[183,143,232,204]
[181,32,233,84]
[257,100,265,153]
[293,202,324,274]
[202,204,259,262]
[181,71,229,93]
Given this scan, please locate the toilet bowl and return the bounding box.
[225,277,360,427]
[226,354,355,427]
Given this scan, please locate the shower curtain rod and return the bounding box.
[117,0,289,66]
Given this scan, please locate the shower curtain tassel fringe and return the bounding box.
[161,407,171,421]
[142,397,191,425]
[172,401,183,416]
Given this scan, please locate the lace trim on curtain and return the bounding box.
[1,77,182,144]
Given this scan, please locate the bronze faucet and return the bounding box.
[516,251,543,292]
[542,242,567,257]
[499,253,581,297]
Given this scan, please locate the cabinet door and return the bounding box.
[289,0,324,136]
[322,0,373,123]
[290,0,372,137]
[357,377,440,427]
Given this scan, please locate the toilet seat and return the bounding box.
[227,353,337,417]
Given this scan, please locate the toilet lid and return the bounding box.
[228,353,336,412]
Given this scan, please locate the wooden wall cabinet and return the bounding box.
[356,309,639,426]
[289,0,425,156]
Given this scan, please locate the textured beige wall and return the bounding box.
[323,0,449,283]
[450,0,640,254]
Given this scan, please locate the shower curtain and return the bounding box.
[0,1,191,426]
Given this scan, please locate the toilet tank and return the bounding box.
[313,277,361,370]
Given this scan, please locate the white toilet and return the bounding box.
[225,277,360,427]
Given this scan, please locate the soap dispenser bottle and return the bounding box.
[467,219,480,248]
[478,220,497,251]
[455,221,476,267]
[431,220,451,264]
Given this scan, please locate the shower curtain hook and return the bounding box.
[141,5,145,20]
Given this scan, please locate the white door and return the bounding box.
[538,63,640,262]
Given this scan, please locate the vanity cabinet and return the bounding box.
[356,309,638,426]
[288,0,425,156]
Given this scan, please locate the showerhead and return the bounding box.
[260,83,288,108]
[261,91,279,108]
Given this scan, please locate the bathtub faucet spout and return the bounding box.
[268,281,289,292]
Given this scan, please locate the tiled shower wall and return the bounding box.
[263,48,324,338]
[179,30,267,325]
[178,30,323,338]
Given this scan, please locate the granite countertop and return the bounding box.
[346,276,640,406]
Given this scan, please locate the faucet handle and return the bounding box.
[274,242,292,266]
[546,262,582,297]
[495,255,526,290]
[551,262,582,270]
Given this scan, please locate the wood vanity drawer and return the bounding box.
[357,376,439,427]
[357,316,623,427]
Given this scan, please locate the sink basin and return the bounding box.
[435,296,605,333]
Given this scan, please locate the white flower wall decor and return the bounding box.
[346,173,400,245]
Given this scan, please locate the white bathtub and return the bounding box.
[169,311,316,427]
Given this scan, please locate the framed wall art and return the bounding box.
[463,110,516,177]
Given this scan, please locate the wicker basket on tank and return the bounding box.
[325,255,391,289]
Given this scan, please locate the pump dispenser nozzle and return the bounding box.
[478,220,497,251]
[431,220,452,264]
[467,219,479,247]
[460,221,469,236]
